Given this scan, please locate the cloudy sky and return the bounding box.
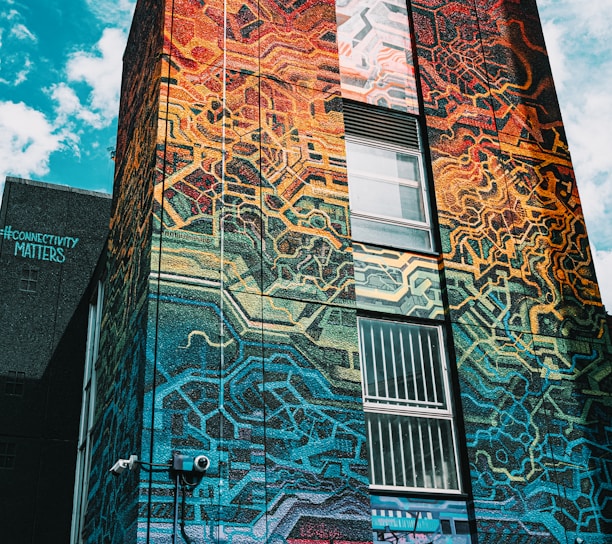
[0,0,134,195]
[1,0,610,310]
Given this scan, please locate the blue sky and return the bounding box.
[0,0,134,193]
[1,0,610,310]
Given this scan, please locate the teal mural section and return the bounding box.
[140,278,369,542]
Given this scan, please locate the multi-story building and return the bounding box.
[0,177,111,543]
[72,0,611,543]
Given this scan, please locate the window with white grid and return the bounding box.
[344,100,434,253]
[359,317,461,493]
[70,282,104,544]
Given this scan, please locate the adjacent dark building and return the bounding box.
[0,177,111,543]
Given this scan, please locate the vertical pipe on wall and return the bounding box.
[216,0,229,539]
[148,1,176,541]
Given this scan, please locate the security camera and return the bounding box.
[193,455,210,473]
[110,459,128,475]
[109,455,138,476]
[172,452,211,473]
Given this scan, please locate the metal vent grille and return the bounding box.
[343,100,420,150]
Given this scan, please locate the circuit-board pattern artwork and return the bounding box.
[155,0,353,307]
[139,280,369,542]
[353,242,443,319]
[87,0,612,543]
[142,0,371,541]
[84,0,164,541]
[411,0,612,541]
[336,0,419,114]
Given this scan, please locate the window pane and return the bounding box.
[346,141,421,183]
[351,216,432,252]
[366,412,459,491]
[359,318,447,410]
[349,174,425,223]
[0,441,16,469]
[20,265,39,293]
[346,140,426,226]
[343,106,434,253]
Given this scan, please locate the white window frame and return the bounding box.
[358,316,462,494]
[343,102,435,253]
[70,282,104,544]
[346,134,432,234]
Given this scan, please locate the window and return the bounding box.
[344,101,433,252]
[0,441,16,469]
[20,265,39,292]
[5,370,25,396]
[359,317,460,493]
[71,283,104,544]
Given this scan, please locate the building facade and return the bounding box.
[80,1,611,543]
[0,177,111,542]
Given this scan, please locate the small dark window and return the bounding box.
[20,265,39,293]
[0,441,16,469]
[440,519,452,534]
[5,370,25,396]
[455,520,470,534]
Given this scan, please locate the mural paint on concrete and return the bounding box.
[140,0,370,541]
[354,242,444,319]
[86,0,164,541]
[411,0,611,541]
[139,281,369,542]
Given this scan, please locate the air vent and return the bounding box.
[342,100,420,150]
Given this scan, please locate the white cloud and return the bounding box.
[592,247,612,312]
[0,10,129,205]
[0,101,63,180]
[63,27,128,128]
[85,0,135,28]
[0,53,33,85]
[13,56,32,85]
[10,22,36,42]
[540,21,568,90]
[50,82,101,127]
[0,8,37,86]
[5,9,21,21]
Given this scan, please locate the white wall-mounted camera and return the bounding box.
[109,454,138,476]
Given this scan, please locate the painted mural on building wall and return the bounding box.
[134,0,370,541]
[410,0,611,541]
[86,0,163,541]
[89,0,611,543]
